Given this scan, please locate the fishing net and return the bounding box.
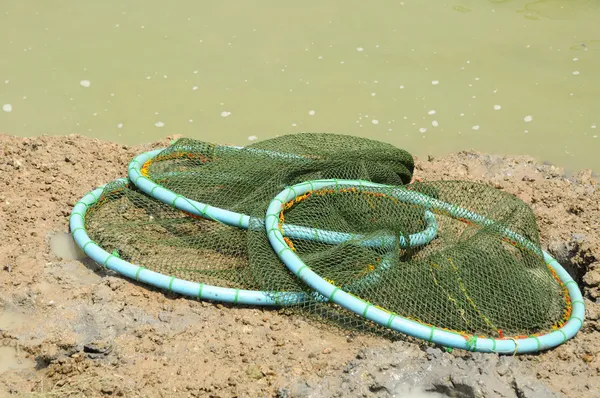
[142,133,415,215]
[81,133,575,348]
[265,181,571,339]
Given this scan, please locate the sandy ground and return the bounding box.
[0,133,599,398]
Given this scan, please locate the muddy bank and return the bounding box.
[0,134,599,397]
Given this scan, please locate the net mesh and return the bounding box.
[270,182,569,337]
[84,133,570,340]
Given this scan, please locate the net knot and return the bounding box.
[465,335,478,351]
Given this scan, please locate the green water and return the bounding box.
[1,0,599,172]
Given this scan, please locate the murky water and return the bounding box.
[0,311,27,331]
[1,0,598,172]
[0,346,36,374]
[49,231,86,261]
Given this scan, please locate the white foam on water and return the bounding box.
[154,121,165,127]
[428,110,436,115]
[2,104,12,112]
[419,127,427,133]
[494,105,502,110]
[248,135,257,141]
[357,47,364,52]
[432,80,439,85]
[573,71,580,75]
[432,120,439,127]
[524,115,533,122]
[192,86,199,90]
[80,80,91,88]
[372,119,379,124]
[371,92,376,96]
[221,111,231,117]
[308,110,316,116]
[472,125,480,130]
[117,123,123,128]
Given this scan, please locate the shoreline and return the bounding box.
[1,133,599,397]
[5,131,599,178]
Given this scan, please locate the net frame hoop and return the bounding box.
[128,148,438,249]
[266,178,585,354]
[69,179,316,306]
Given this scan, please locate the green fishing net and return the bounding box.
[84,133,570,339]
